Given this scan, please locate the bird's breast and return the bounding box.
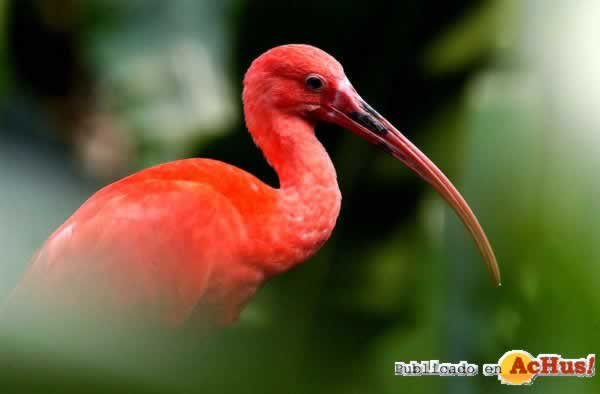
[245,184,341,277]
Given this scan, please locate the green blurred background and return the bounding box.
[0,0,598,393]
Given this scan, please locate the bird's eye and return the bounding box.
[305,75,324,91]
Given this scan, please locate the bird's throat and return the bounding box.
[247,110,342,275]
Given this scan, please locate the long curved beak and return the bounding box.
[323,82,501,286]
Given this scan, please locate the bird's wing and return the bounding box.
[10,161,270,327]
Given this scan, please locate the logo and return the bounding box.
[394,351,595,385]
[487,350,595,385]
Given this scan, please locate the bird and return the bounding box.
[7,44,500,331]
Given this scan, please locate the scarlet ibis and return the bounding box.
[8,45,500,330]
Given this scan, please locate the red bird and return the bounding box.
[8,45,500,330]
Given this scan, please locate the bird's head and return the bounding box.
[244,44,500,286]
[243,44,345,115]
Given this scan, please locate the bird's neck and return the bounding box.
[250,111,336,188]
[246,108,342,275]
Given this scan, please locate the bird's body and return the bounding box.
[8,45,499,330]
[14,141,340,327]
